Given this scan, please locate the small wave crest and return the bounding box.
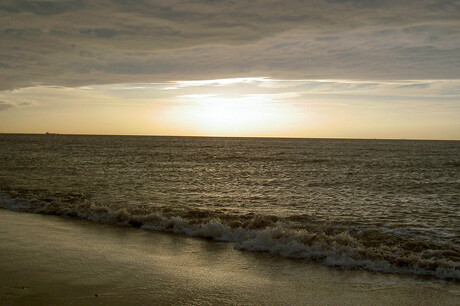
[0,189,458,281]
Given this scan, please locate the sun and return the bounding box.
[177,94,279,136]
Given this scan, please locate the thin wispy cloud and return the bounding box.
[0,101,14,111]
[0,99,35,111]
[168,78,272,89]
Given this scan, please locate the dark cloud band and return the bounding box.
[0,0,458,90]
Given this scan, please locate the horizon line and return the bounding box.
[0,132,458,142]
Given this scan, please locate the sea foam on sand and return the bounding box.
[0,209,458,305]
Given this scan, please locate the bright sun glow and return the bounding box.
[176,94,281,136]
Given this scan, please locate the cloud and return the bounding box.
[170,77,271,88]
[0,99,35,111]
[0,101,14,111]
[179,94,221,99]
[398,83,431,89]
[0,0,458,91]
[0,0,85,16]
[17,100,34,106]
[78,28,120,38]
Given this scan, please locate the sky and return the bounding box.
[0,0,459,139]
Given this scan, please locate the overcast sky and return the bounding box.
[0,0,459,139]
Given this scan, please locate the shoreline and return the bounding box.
[1,209,458,305]
[1,189,458,282]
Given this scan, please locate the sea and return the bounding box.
[0,134,458,281]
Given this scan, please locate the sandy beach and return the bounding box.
[0,209,458,305]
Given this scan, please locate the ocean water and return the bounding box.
[0,134,458,280]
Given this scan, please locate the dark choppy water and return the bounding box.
[0,134,459,280]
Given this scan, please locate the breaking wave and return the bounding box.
[0,189,458,281]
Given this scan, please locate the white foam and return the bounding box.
[0,192,459,281]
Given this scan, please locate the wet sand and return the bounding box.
[0,209,458,305]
